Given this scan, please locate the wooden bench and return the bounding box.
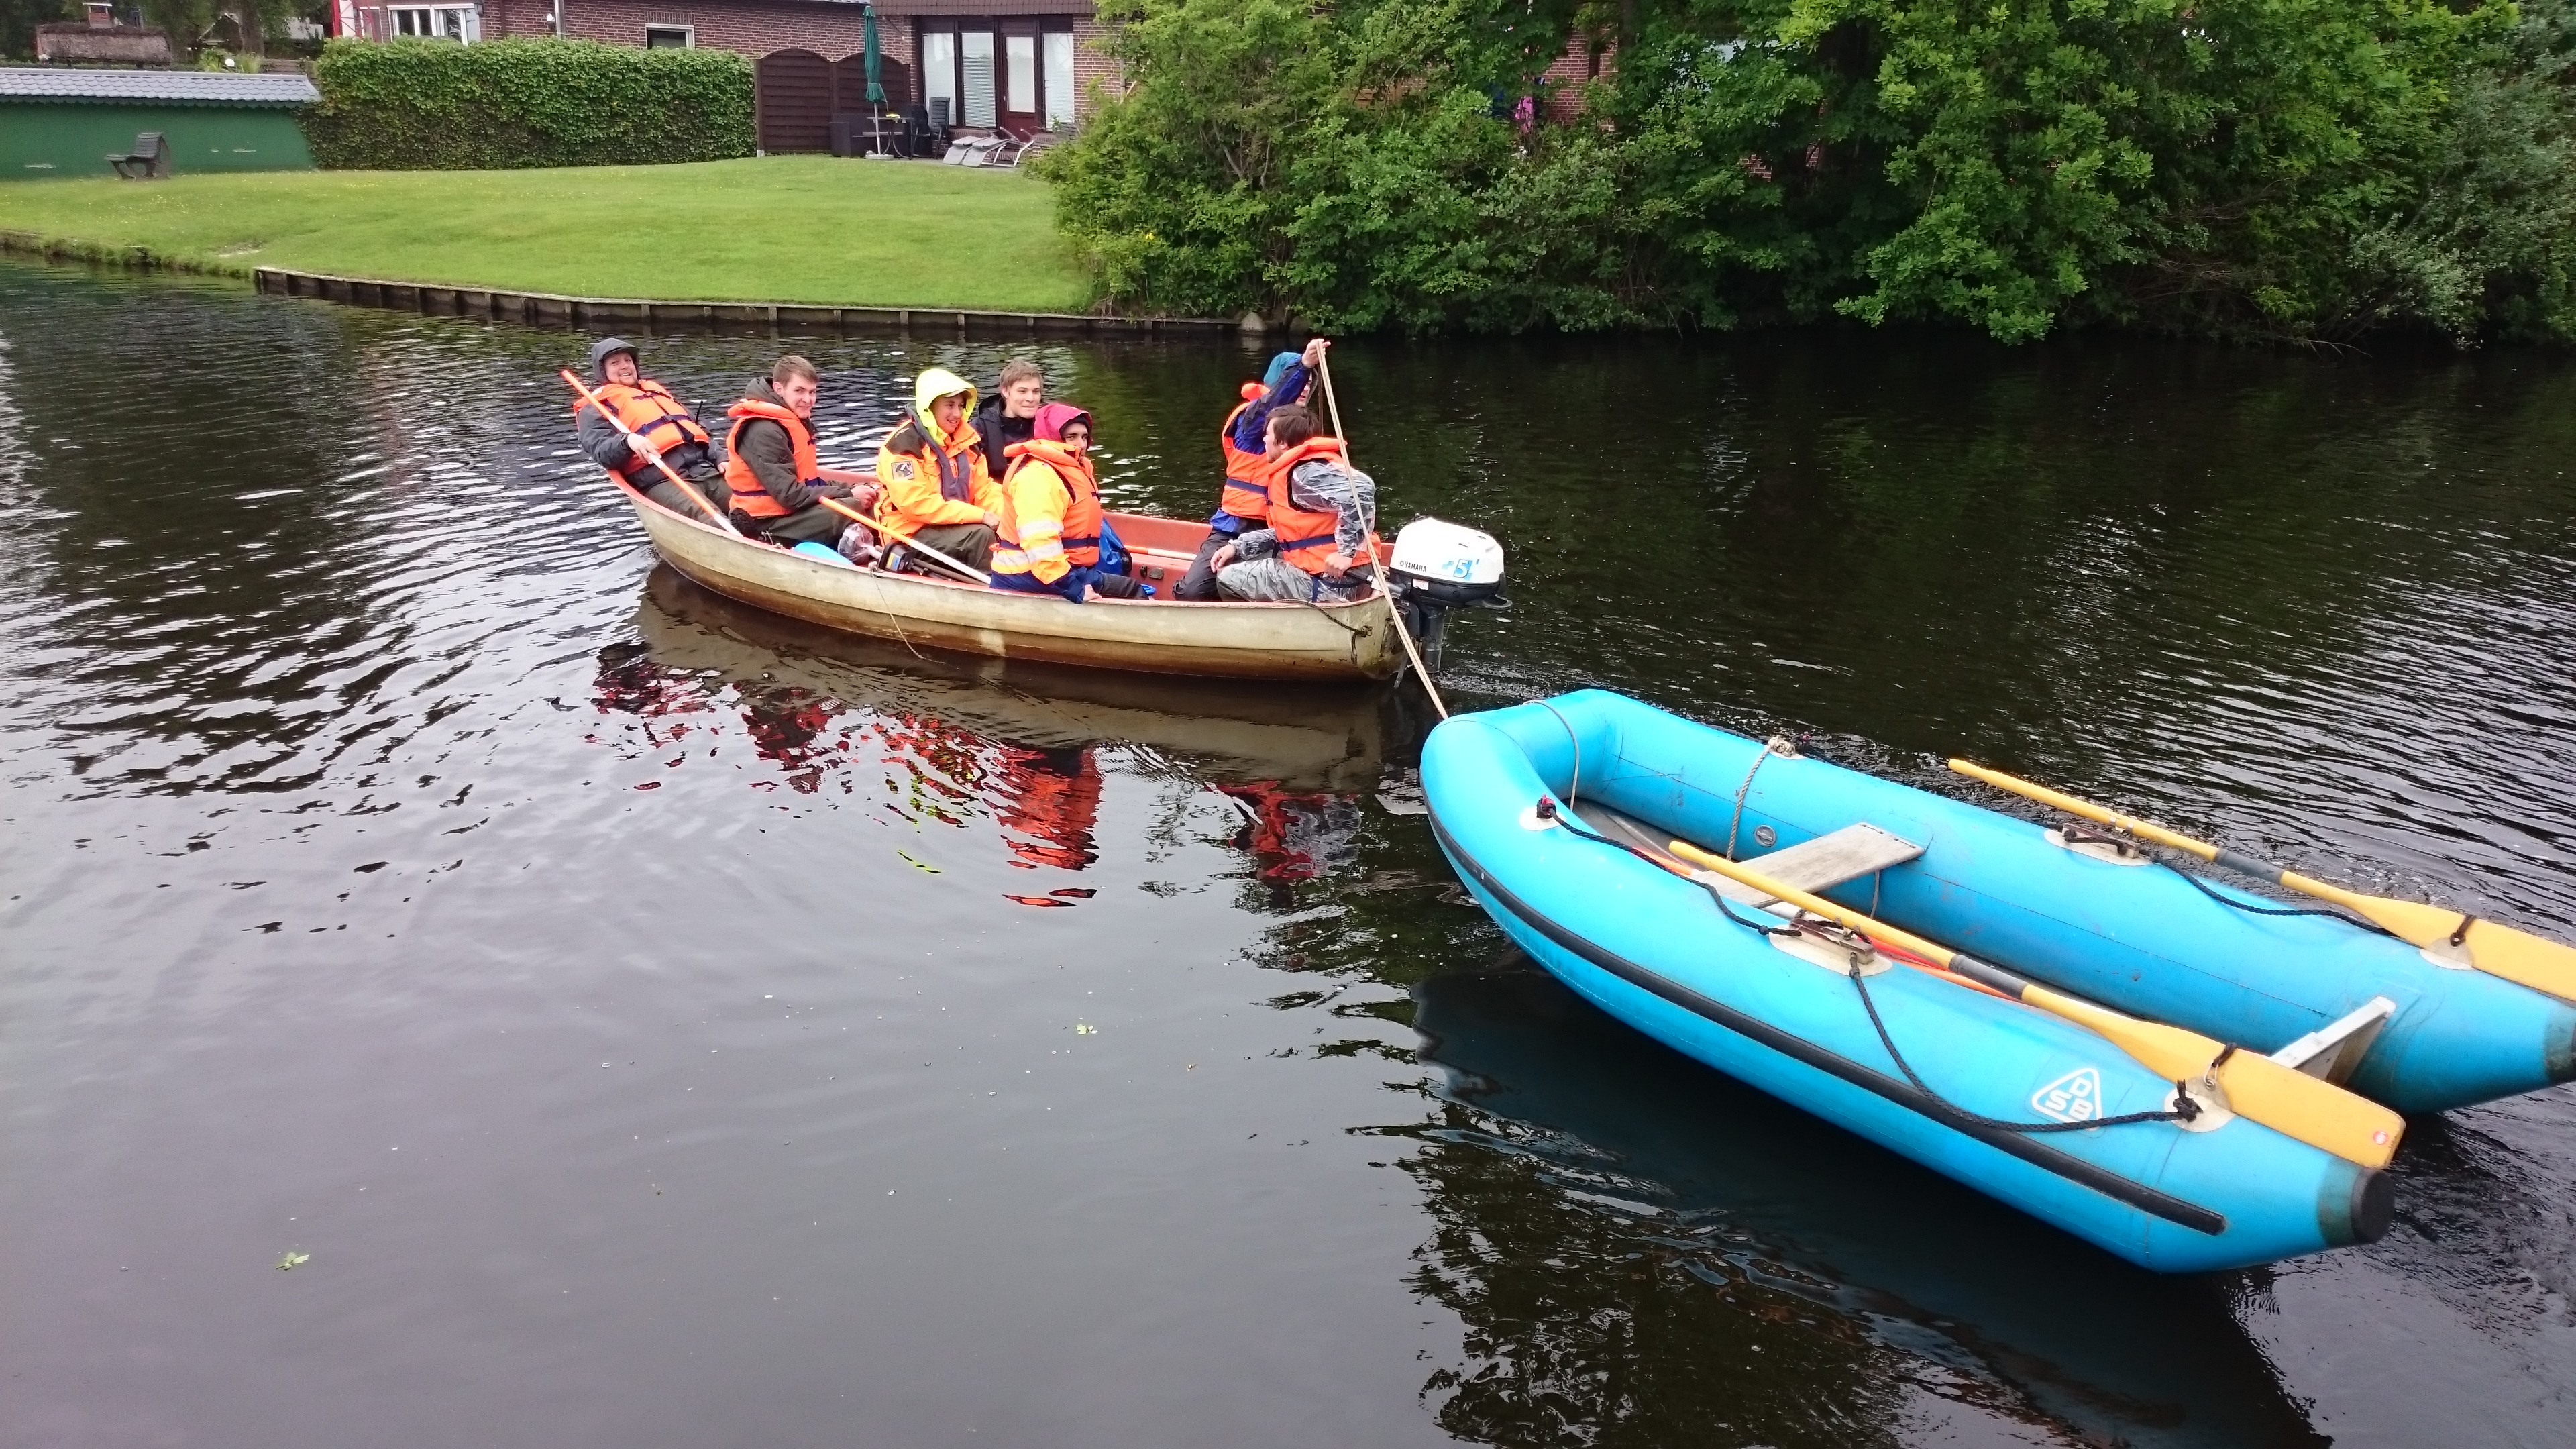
[108,132,168,180]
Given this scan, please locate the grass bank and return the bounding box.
[0,156,1095,313]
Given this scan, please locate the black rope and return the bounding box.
[1538,795,2198,1136]
[1843,955,2198,1132]
[2162,860,2392,932]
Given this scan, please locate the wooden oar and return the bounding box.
[1949,760,2576,1004]
[1314,352,1448,720]
[559,370,744,537]
[1663,839,2404,1169]
[814,495,990,584]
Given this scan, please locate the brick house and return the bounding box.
[325,1,1124,138]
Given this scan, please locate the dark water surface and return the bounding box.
[5,258,2573,1447]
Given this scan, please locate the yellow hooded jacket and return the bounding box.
[875,367,1000,531]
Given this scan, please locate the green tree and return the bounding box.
[1046,0,2576,343]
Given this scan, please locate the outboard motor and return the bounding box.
[1386,518,1507,667]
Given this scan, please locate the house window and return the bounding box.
[1004,32,1034,119]
[643,25,692,48]
[388,3,477,40]
[920,29,955,125]
[958,29,996,128]
[1042,30,1073,129]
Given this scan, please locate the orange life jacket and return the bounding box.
[1258,437,1353,576]
[722,396,822,519]
[578,380,712,478]
[992,439,1104,582]
[1217,381,1269,522]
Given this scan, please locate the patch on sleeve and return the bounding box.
[890,459,917,480]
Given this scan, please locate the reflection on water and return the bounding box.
[3,258,2574,1448]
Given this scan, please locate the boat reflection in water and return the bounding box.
[608,567,1394,890]
[1404,961,2328,1449]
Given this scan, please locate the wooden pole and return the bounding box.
[1315,353,1449,718]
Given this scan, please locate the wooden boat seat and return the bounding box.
[1572,802,1923,910]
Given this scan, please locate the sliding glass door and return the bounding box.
[919,17,1080,133]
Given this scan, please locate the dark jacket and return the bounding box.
[971,393,1036,472]
[574,337,720,481]
[1229,360,1314,454]
[730,377,847,515]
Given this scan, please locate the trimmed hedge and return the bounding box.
[302,38,754,170]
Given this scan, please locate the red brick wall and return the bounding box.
[482,0,888,60]
[1069,15,1120,118]
[1538,35,1609,125]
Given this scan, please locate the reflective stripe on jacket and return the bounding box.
[1217,381,1269,522]
[722,396,822,519]
[1258,437,1352,576]
[578,380,712,478]
[991,439,1102,586]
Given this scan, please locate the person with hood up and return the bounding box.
[969,358,1046,474]
[572,337,729,519]
[875,367,1002,572]
[722,354,877,547]
[1209,404,1379,604]
[1175,336,1330,601]
[989,402,1147,602]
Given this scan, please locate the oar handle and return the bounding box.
[560,370,746,538]
[816,496,990,584]
[1947,760,2222,865]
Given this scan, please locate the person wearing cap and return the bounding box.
[572,337,730,519]
[989,402,1147,602]
[875,366,1003,572]
[1175,336,1330,601]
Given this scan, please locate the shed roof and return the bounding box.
[0,68,321,107]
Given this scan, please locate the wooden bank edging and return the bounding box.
[0,233,1251,336]
[252,266,1246,336]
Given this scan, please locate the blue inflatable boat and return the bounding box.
[1424,692,2411,1271]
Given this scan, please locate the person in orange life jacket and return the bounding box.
[1175,336,1331,602]
[1209,405,1379,604]
[875,367,1003,572]
[989,403,1148,601]
[995,405,1144,602]
[722,354,879,547]
[572,337,730,519]
[969,358,1046,476]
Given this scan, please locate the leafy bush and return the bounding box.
[1044,0,2576,343]
[302,38,754,170]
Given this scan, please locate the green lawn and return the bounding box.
[0,156,1095,312]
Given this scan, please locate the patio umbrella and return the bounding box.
[863,4,886,105]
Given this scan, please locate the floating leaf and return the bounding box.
[1074,1023,1097,1035]
[276,1250,310,1271]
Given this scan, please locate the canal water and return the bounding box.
[3,257,2572,1448]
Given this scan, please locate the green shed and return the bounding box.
[1,68,319,180]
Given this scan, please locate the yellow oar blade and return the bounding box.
[2025,987,2402,1169]
[2459,923,2576,1002]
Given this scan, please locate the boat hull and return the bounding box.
[1425,699,2390,1273]
[621,482,1401,681]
